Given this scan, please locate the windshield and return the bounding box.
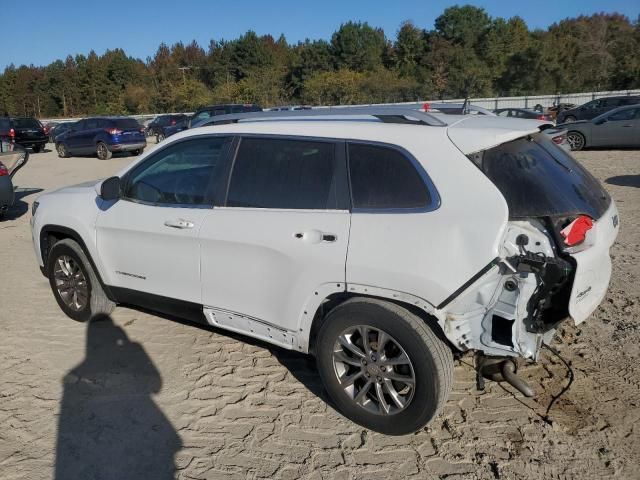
[469,133,610,219]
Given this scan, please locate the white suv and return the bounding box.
[31,107,618,435]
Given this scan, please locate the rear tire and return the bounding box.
[316,298,453,435]
[56,143,69,158]
[96,142,112,160]
[131,148,144,156]
[564,115,577,123]
[47,238,115,322]
[32,144,42,153]
[567,131,586,151]
[156,133,165,143]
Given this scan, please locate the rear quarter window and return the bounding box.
[348,143,431,210]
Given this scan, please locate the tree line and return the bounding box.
[1,5,639,118]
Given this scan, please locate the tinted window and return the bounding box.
[12,118,41,129]
[348,143,430,209]
[125,137,231,206]
[0,118,10,130]
[227,138,339,209]
[84,119,99,129]
[608,109,636,121]
[469,133,610,219]
[114,118,141,130]
[620,97,640,106]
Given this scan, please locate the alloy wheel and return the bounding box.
[53,255,89,312]
[567,132,585,151]
[332,325,416,415]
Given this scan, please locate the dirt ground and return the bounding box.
[0,143,638,480]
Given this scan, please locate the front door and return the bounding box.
[95,135,233,302]
[199,136,351,332]
[592,107,639,147]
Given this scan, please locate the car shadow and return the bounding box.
[3,187,43,220]
[606,175,640,188]
[125,305,335,409]
[54,315,182,480]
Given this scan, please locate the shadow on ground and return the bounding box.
[3,187,43,220]
[54,315,181,480]
[606,175,640,188]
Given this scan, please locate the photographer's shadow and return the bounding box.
[55,315,181,480]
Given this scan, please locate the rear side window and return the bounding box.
[348,143,431,210]
[227,137,340,209]
[0,118,10,130]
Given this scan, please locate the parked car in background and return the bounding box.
[49,122,75,143]
[42,122,58,138]
[494,108,552,121]
[146,114,187,137]
[565,104,640,151]
[55,117,146,160]
[0,146,28,218]
[188,104,262,128]
[32,107,618,434]
[557,96,640,124]
[0,117,13,151]
[156,116,190,142]
[546,103,577,120]
[269,105,312,111]
[6,117,48,152]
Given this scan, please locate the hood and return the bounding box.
[49,179,102,195]
[445,116,545,154]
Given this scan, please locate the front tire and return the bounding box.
[47,239,115,322]
[56,143,69,158]
[567,131,586,151]
[96,142,112,160]
[156,132,165,143]
[316,298,453,435]
[131,148,144,156]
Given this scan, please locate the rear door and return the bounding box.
[199,136,350,333]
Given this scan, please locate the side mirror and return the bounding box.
[99,176,121,201]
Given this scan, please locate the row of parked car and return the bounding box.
[1,96,639,161]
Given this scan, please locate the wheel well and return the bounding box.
[40,225,115,301]
[307,292,451,356]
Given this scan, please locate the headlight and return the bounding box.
[31,201,39,217]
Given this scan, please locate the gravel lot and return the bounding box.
[1,144,639,479]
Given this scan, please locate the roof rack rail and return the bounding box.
[194,106,447,128]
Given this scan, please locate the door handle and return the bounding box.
[293,230,337,243]
[622,125,633,128]
[164,219,194,229]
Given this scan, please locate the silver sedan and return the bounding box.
[563,104,640,151]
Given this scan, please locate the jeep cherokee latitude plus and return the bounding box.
[31,107,618,435]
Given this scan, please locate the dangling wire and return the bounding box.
[542,343,575,423]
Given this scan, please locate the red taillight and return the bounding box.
[170,119,176,125]
[560,215,593,246]
[105,128,122,135]
[0,163,8,176]
[9,128,15,139]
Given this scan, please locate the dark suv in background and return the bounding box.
[146,114,187,137]
[0,117,48,152]
[55,117,146,160]
[189,104,262,128]
[557,95,640,123]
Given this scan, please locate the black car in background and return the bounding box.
[494,108,552,121]
[0,146,29,218]
[188,104,262,127]
[2,117,48,152]
[557,95,640,123]
[146,114,187,137]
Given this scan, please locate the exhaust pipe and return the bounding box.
[476,354,535,397]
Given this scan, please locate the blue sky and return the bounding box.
[1,0,638,69]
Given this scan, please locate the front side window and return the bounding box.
[227,137,340,209]
[608,109,636,122]
[124,137,231,206]
[348,143,431,210]
[192,111,211,123]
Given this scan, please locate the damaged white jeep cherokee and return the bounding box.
[31,107,618,435]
